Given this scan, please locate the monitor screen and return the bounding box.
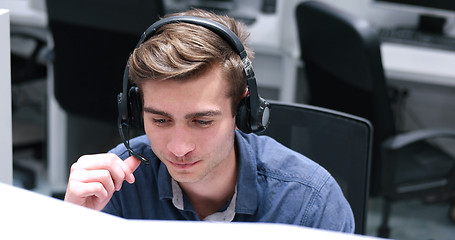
[374,0,455,33]
[375,0,455,12]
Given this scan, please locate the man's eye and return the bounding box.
[153,118,168,125]
[194,120,213,126]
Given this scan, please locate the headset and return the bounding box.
[117,16,271,164]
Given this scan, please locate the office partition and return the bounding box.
[0,9,12,184]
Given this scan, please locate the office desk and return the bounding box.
[1,182,383,239]
[1,0,48,51]
[381,43,455,87]
[381,43,455,158]
[0,0,46,27]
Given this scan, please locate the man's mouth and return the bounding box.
[168,160,200,169]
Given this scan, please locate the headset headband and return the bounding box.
[120,16,259,121]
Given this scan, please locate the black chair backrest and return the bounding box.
[46,0,164,122]
[295,0,394,196]
[263,100,372,235]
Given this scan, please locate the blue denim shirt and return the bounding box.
[103,130,354,233]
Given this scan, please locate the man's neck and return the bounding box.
[178,149,237,219]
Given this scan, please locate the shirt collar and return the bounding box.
[171,178,237,221]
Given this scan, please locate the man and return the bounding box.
[64,9,354,232]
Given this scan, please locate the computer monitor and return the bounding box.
[373,0,455,34]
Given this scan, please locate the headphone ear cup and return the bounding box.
[128,86,144,129]
[236,96,251,133]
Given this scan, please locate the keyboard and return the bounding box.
[379,28,455,52]
[232,15,256,26]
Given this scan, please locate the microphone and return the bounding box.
[118,118,151,164]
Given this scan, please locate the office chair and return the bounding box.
[296,1,455,237]
[11,31,47,87]
[10,29,48,190]
[262,100,372,235]
[46,0,164,122]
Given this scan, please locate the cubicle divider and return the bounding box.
[0,9,13,184]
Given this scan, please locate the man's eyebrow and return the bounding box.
[143,107,221,119]
[185,110,222,119]
[143,107,171,118]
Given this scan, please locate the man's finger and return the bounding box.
[123,155,142,183]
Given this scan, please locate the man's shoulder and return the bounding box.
[235,131,353,232]
[237,131,331,189]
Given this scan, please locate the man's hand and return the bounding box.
[64,153,141,211]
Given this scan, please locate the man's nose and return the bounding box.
[167,125,195,158]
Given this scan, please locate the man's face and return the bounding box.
[141,66,237,184]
